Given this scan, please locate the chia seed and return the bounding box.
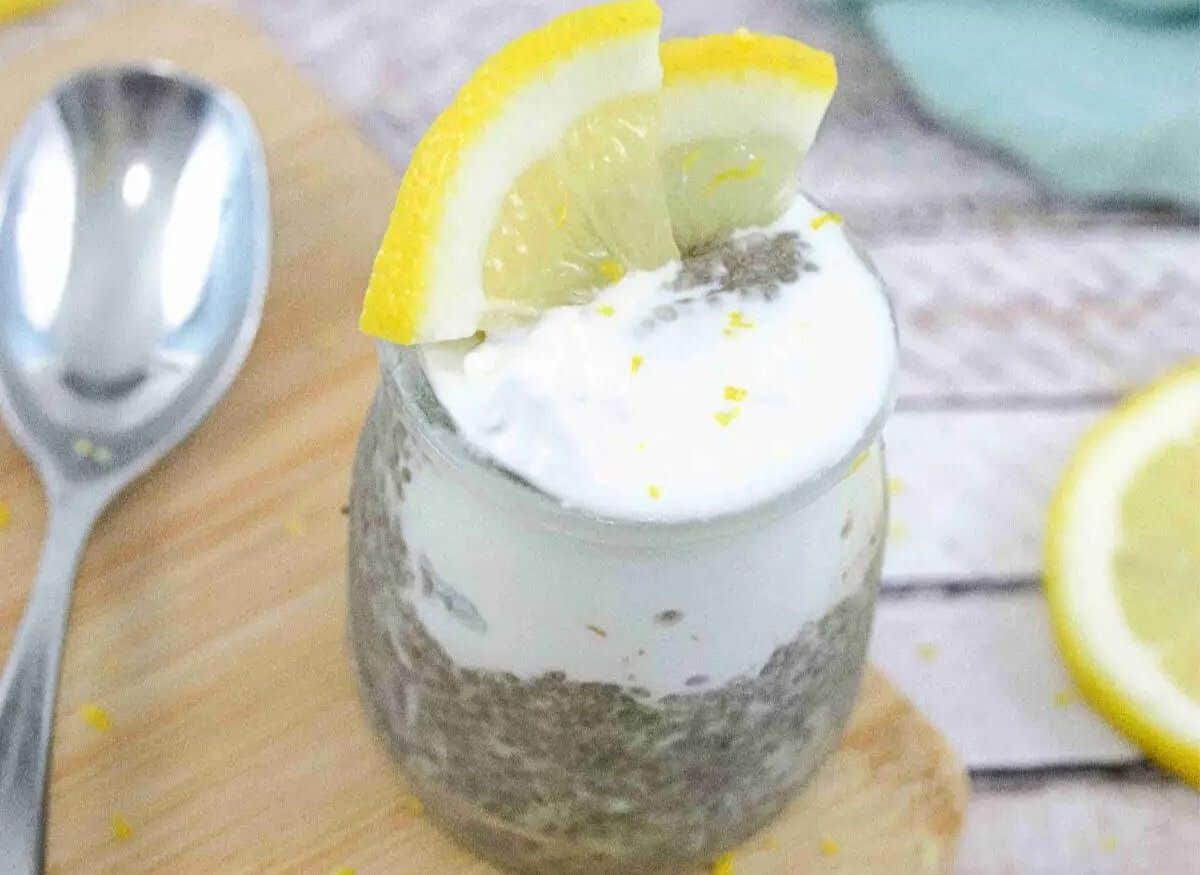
[347,393,883,874]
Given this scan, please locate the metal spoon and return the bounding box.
[0,65,269,870]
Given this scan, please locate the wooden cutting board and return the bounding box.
[0,4,968,872]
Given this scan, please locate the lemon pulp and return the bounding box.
[483,94,677,315]
[1114,427,1200,700]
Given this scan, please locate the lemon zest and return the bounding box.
[809,210,843,231]
[79,703,111,732]
[631,354,644,374]
[723,310,755,337]
[111,813,134,842]
[598,258,626,284]
[647,484,662,500]
[723,385,748,402]
[714,408,741,427]
[705,156,764,192]
[819,837,840,856]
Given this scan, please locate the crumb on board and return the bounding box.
[79,702,111,732]
[916,642,938,663]
[819,837,840,857]
[586,624,608,639]
[711,851,735,875]
[111,813,134,842]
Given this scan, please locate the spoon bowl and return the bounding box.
[0,65,269,872]
[0,64,269,495]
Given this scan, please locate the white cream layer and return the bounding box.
[423,195,895,521]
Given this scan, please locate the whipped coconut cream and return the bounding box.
[423,195,896,521]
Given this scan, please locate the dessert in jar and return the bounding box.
[348,4,897,872]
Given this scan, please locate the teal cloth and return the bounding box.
[825,0,1200,208]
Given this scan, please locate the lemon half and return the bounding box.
[1046,361,1200,787]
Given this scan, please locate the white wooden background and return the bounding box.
[5,1,1198,872]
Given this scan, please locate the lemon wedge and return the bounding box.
[360,0,676,344]
[359,6,839,344]
[1046,361,1200,787]
[660,31,836,253]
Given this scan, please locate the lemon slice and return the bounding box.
[659,31,836,254]
[360,0,677,344]
[1046,361,1200,787]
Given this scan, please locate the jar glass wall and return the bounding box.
[349,317,893,873]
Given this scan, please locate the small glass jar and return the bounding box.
[349,312,894,873]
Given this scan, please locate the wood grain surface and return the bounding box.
[0,4,970,872]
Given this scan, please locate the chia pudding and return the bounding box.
[348,195,897,873]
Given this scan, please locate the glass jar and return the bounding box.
[348,326,894,873]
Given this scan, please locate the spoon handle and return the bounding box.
[0,491,104,874]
